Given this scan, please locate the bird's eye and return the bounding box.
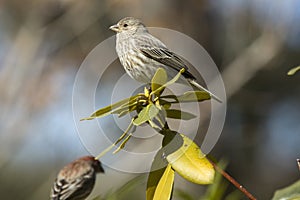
[123,23,128,27]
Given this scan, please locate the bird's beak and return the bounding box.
[109,24,119,32]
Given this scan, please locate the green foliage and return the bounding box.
[82,68,215,200]
[287,66,300,76]
[147,149,169,200]
[133,104,159,126]
[272,180,300,200]
[81,94,144,120]
[161,91,210,103]
[165,134,215,185]
[151,164,174,200]
[151,68,168,95]
[166,109,196,120]
[93,175,145,200]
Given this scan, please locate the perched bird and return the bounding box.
[50,156,104,200]
[110,17,221,102]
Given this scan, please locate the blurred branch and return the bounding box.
[209,160,256,200]
[222,29,283,98]
[0,25,45,167]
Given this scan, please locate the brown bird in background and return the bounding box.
[50,156,104,200]
[110,17,221,102]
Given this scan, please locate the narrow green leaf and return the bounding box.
[151,68,168,94]
[159,95,179,103]
[161,91,210,103]
[177,91,211,102]
[81,94,142,120]
[118,105,137,118]
[287,66,300,76]
[147,149,169,200]
[272,180,300,200]
[148,104,160,118]
[111,102,137,115]
[153,164,174,200]
[133,104,159,126]
[148,120,160,129]
[166,109,196,120]
[161,101,172,110]
[133,105,150,126]
[154,111,166,128]
[150,68,185,96]
[113,133,132,154]
[95,119,134,160]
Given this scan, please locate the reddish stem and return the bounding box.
[209,160,257,200]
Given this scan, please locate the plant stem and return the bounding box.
[95,119,135,160]
[209,160,257,200]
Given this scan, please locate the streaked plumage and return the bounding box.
[110,17,221,102]
[50,156,104,200]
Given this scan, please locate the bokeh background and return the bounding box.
[0,0,299,199]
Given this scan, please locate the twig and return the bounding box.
[209,160,257,200]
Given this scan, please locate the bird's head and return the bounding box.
[82,156,105,173]
[109,17,147,35]
[93,159,105,173]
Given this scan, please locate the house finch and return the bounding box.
[110,17,221,102]
[50,156,104,200]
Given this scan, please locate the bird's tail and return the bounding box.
[188,79,222,103]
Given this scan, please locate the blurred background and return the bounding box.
[0,0,299,199]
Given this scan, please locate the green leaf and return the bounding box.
[166,134,215,185]
[147,149,168,200]
[272,180,300,200]
[95,119,134,160]
[166,109,196,120]
[150,68,185,96]
[161,129,184,156]
[153,164,174,200]
[113,133,132,154]
[287,66,300,76]
[151,68,168,94]
[111,102,137,115]
[81,94,142,120]
[177,91,211,102]
[161,101,172,110]
[161,91,210,103]
[175,189,194,200]
[118,105,137,118]
[148,120,161,129]
[113,98,140,117]
[133,104,159,126]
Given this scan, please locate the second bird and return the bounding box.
[109,17,221,102]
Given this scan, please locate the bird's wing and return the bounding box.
[140,47,195,79]
[51,171,94,200]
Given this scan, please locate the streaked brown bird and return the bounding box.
[110,17,221,102]
[50,156,104,200]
